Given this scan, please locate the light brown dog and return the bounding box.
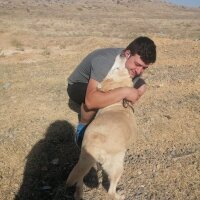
[66,55,138,200]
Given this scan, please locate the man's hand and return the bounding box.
[124,88,140,103]
[124,84,146,104]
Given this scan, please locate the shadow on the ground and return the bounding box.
[14,120,80,200]
[15,111,100,200]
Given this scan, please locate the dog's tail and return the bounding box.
[66,148,95,187]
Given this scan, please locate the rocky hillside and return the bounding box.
[0,0,199,200]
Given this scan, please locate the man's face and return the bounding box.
[125,52,149,78]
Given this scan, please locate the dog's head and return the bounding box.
[99,66,133,92]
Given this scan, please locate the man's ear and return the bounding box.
[124,50,131,59]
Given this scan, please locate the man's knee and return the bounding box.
[80,103,97,124]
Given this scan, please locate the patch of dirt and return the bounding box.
[0,1,199,200]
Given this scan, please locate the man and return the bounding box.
[67,36,156,147]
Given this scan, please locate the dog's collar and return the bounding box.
[122,99,135,113]
[97,100,134,115]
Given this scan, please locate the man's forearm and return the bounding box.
[85,87,135,110]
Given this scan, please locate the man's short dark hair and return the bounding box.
[125,36,156,64]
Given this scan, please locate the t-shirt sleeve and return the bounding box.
[90,56,112,82]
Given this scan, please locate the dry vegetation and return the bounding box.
[0,0,200,199]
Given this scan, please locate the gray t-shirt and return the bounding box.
[68,48,124,84]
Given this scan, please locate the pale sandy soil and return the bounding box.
[0,1,200,200]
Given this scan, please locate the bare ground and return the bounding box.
[0,1,200,200]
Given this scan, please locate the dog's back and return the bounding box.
[83,104,137,156]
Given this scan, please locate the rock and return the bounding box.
[2,82,11,90]
[163,114,172,119]
[135,185,145,196]
[41,185,51,190]
[138,170,143,175]
[50,158,59,165]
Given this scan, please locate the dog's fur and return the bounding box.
[66,55,138,200]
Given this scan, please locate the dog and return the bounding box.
[66,55,138,200]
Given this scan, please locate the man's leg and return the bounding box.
[67,83,97,147]
[75,103,97,147]
[80,103,97,124]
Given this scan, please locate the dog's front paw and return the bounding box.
[108,192,125,200]
[115,191,125,200]
[74,192,83,200]
[74,186,83,200]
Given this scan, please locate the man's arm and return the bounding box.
[85,79,139,110]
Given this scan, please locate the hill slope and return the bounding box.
[0,1,199,200]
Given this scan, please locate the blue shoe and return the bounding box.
[75,124,87,148]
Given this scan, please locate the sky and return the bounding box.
[168,0,200,7]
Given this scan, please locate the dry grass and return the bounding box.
[0,1,200,200]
